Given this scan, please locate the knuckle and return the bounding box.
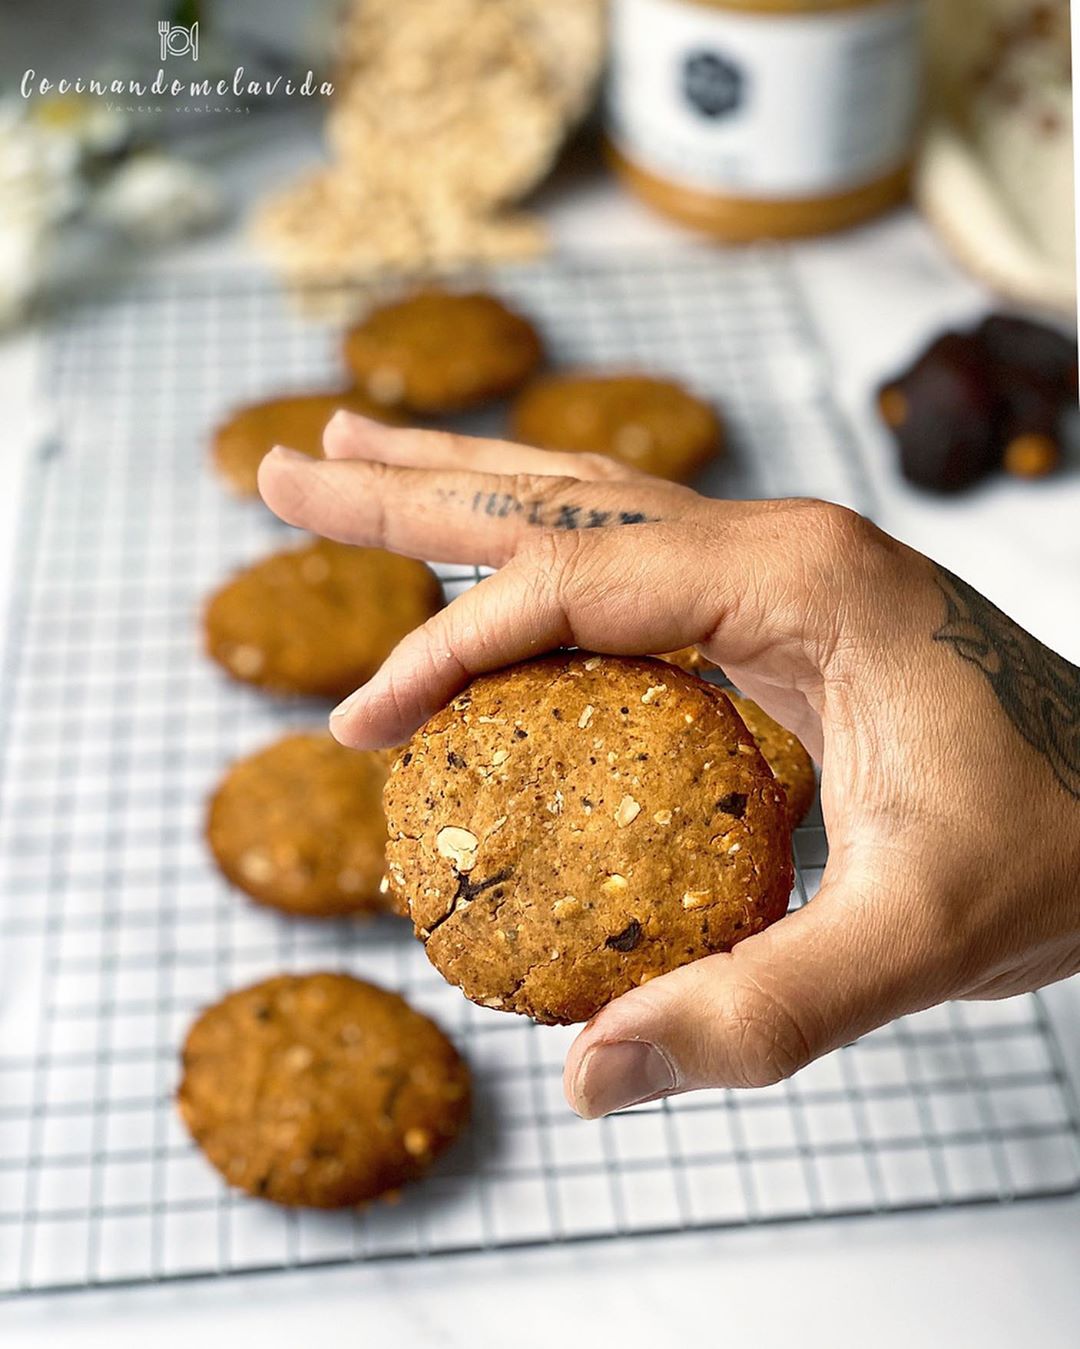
[802,503,898,582]
[720,978,813,1089]
[512,528,596,640]
[803,501,875,557]
[509,471,578,506]
[576,452,635,482]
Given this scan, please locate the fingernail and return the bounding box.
[268,444,310,462]
[330,687,364,722]
[572,1041,676,1119]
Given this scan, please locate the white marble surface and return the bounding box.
[1,123,1079,1345]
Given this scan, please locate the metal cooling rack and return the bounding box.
[2,254,1079,1298]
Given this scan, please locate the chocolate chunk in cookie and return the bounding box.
[177,973,470,1207]
[212,389,403,498]
[207,732,394,918]
[343,290,543,414]
[510,373,723,481]
[384,653,793,1025]
[203,538,442,700]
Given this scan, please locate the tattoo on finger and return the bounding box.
[435,487,658,530]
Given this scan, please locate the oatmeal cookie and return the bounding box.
[343,290,544,414]
[212,389,403,498]
[727,694,817,827]
[203,538,442,700]
[177,973,470,1207]
[510,373,723,481]
[207,732,393,918]
[383,653,793,1024]
[656,646,717,676]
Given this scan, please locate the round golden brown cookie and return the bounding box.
[204,538,442,700]
[212,389,403,497]
[383,653,793,1025]
[207,732,393,918]
[177,973,470,1208]
[343,290,544,414]
[727,694,817,827]
[510,373,723,481]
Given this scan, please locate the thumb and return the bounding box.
[563,865,933,1117]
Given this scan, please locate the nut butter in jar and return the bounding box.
[606,0,922,239]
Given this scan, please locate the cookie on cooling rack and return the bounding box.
[207,732,395,919]
[343,290,544,414]
[727,694,817,827]
[383,653,793,1025]
[177,973,471,1208]
[211,389,404,497]
[203,538,442,700]
[655,646,717,676]
[510,373,723,481]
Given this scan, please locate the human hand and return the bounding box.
[258,413,1080,1118]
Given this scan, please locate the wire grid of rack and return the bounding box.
[1,253,1079,1299]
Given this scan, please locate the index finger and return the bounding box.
[328,521,728,748]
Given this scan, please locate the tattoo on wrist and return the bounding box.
[438,487,658,530]
[933,565,1080,799]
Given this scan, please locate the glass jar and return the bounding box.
[606,0,922,240]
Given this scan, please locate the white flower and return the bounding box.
[0,218,49,330]
[27,93,129,162]
[0,102,82,228]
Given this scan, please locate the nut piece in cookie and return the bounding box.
[177,973,470,1207]
[343,290,544,414]
[203,538,442,700]
[727,694,816,827]
[511,373,723,481]
[207,732,395,919]
[212,389,403,498]
[384,653,794,1025]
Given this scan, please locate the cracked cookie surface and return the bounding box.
[384,653,794,1024]
[203,537,442,700]
[177,973,470,1208]
[343,290,543,414]
[510,373,723,481]
[212,389,403,497]
[207,732,393,918]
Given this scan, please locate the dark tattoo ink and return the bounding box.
[933,565,1080,799]
[461,490,658,531]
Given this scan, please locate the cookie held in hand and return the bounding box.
[727,694,816,827]
[177,973,470,1207]
[384,653,794,1025]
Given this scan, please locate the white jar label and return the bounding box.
[607,0,921,198]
